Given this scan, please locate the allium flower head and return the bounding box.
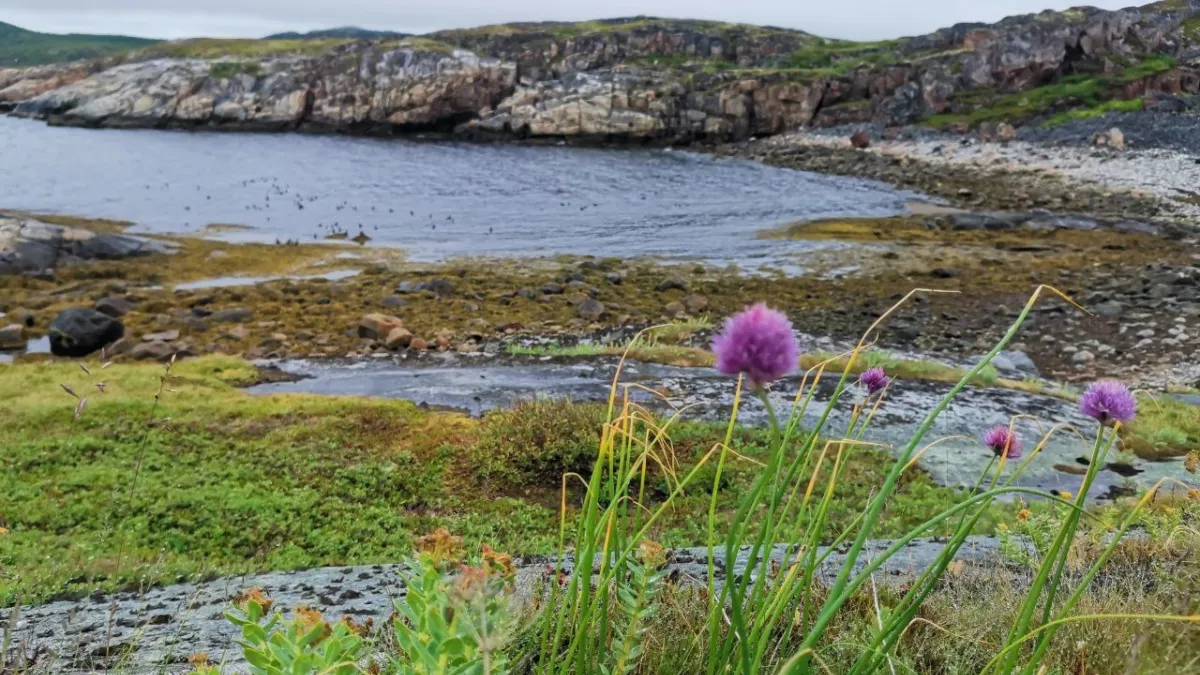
[712,303,800,388]
[859,367,890,395]
[982,425,1022,459]
[1079,380,1137,425]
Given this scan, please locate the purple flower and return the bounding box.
[859,367,890,395]
[712,303,800,388]
[982,425,1022,459]
[1079,380,1137,425]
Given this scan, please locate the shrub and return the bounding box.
[473,399,608,486]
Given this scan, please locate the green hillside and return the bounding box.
[0,21,158,67]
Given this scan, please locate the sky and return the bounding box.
[1,0,1140,42]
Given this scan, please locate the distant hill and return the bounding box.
[264,26,410,40]
[0,21,158,67]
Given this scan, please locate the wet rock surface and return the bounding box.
[248,356,1196,500]
[0,215,177,276]
[1,536,1017,674]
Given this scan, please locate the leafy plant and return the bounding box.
[390,553,511,674]
[222,594,366,675]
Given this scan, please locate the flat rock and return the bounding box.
[0,215,176,276]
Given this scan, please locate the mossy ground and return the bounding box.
[0,356,1006,606]
[924,56,1175,129]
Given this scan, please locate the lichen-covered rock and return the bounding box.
[0,215,177,276]
[5,3,1200,140]
[48,307,124,357]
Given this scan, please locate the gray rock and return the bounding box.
[0,215,176,275]
[987,350,1039,379]
[381,295,407,309]
[1071,350,1095,364]
[577,298,606,321]
[94,296,134,318]
[656,276,688,292]
[0,323,23,349]
[48,307,124,357]
[1093,301,1124,318]
[212,308,253,323]
[131,341,178,362]
[539,282,565,295]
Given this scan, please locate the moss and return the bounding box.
[209,60,261,79]
[1184,18,1200,43]
[1043,97,1143,127]
[925,55,1174,129]
[0,356,1003,605]
[139,37,351,60]
[1123,394,1200,459]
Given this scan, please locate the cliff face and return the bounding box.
[5,2,1200,142]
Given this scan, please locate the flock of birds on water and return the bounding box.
[139,174,672,248]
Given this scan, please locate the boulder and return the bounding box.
[577,298,606,321]
[409,337,429,351]
[656,276,688,292]
[384,327,414,349]
[48,307,124,357]
[358,313,404,340]
[131,341,178,362]
[0,323,24,349]
[1092,127,1124,150]
[849,129,871,149]
[683,294,709,314]
[1,215,176,276]
[95,296,134,318]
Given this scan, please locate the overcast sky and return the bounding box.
[2,1,1139,41]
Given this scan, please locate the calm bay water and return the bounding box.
[0,116,922,265]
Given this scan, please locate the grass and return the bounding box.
[1043,97,1144,127]
[0,355,1007,607]
[0,21,157,67]
[138,38,351,60]
[926,56,1175,129]
[1124,393,1200,459]
[208,60,262,79]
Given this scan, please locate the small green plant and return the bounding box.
[391,544,512,674]
[222,592,365,675]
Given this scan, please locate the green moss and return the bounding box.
[925,55,1174,129]
[140,37,350,59]
[1043,97,1143,127]
[209,60,261,79]
[0,356,1002,606]
[1184,18,1200,43]
[1123,394,1200,459]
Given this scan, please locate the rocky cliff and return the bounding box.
[4,1,1200,142]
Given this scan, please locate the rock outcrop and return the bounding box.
[47,307,124,357]
[3,2,1200,141]
[0,215,177,276]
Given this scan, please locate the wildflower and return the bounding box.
[1058,490,1073,500]
[187,653,211,668]
[712,303,800,388]
[294,606,331,643]
[1016,509,1032,522]
[0,527,8,536]
[1184,450,1199,475]
[415,527,465,568]
[1079,380,1137,425]
[858,367,890,395]
[982,425,1022,459]
[482,544,515,581]
[234,587,274,613]
[637,539,667,569]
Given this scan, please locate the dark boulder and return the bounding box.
[48,307,124,357]
[95,296,134,318]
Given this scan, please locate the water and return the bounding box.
[0,116,924,266]
[249,356,1197,500]
[173,269,361,291]
[0,336,50,364]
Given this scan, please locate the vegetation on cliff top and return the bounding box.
[0,21,157,67]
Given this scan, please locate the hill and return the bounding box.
[0,21,158,67]
[264,26,410,40]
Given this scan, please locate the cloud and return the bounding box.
[2,0,1139,41]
